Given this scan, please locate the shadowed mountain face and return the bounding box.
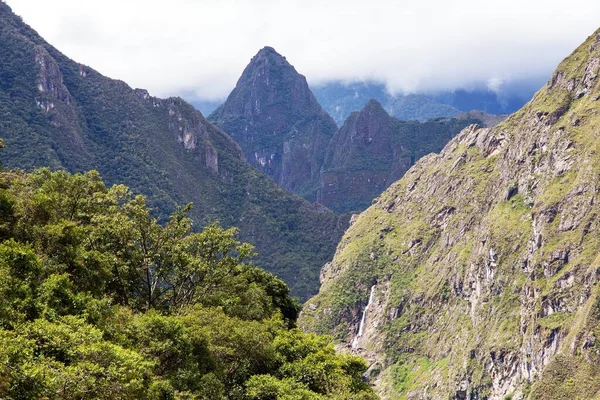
[209,47,338,202]
[319,100,481,213]
[301,28,600,399]
[0,3,345,300]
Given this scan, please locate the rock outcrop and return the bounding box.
[300,28,600,399]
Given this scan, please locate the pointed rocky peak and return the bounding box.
[338,99,390,131]
[357,98,393,123]
[256,45,277,55]
[211,46,327,124]
[237,46,296,87]
[362,98,387,113]
[208,46,337,201]
[252,46,288,64]
[340,98,395,139]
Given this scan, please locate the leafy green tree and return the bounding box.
[0,168,376,399]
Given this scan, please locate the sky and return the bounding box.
[8,0,600,102]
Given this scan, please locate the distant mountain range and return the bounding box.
[311,81,461,125]
[191,79,534,128]
[311,81,535,126]
[210,47,501,213]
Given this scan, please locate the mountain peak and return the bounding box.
[361,98,388,115]
[245,46,290,71]
[209,44,337,201]
[255,46,280,56]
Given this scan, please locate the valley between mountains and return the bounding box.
[2,1,600,399]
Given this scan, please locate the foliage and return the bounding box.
[0,168,377,399]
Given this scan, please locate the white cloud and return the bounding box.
[7,0,600,101]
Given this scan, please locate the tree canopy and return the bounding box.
[0,167,377,400]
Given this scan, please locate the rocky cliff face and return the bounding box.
[301,29,600,399]
[0,3,344,300]
[209,47,338,201]
[320,100,482,213]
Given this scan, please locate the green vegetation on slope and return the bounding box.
[301,29,600,399]
[0,166,377,400]
[0,2,343,300]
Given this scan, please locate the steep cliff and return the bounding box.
[320,100,481,213]
[209,47,338,201]
[0,3,344,300]
[301,29,600,399]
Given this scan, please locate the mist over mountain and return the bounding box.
[209,48,495,214]
[311,81,535,127]
[189,80,529,128]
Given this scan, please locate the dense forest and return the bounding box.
[0,148,377,399]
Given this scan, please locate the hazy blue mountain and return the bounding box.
[190,99,222,116]
[430,84,540,115]
[310,80,536,126]
[311,81,461,125]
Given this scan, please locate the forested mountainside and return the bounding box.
[209,47,339,202]
[300,29,600,399]
[319,100,481,214]
[0,167,377,399]
[0,2,345,300]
